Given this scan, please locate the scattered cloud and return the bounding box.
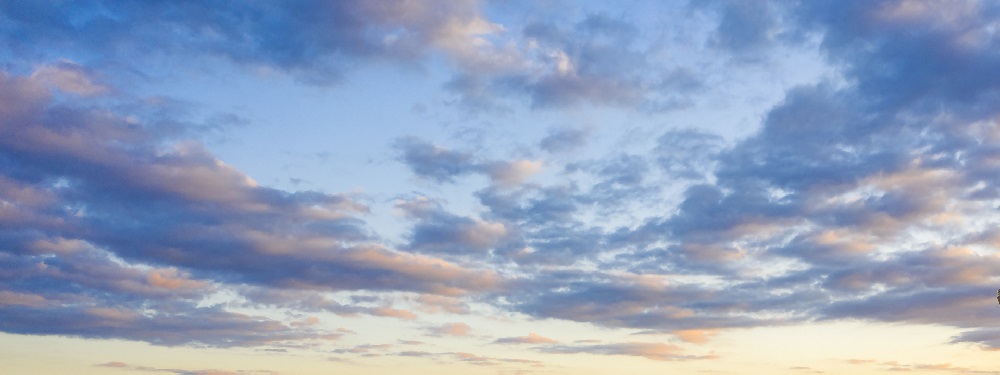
[3,1,1000,372]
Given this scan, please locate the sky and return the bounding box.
[1,0,1000,374]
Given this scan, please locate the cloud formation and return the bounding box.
[0,67,500,347]
[3,2,1000,373]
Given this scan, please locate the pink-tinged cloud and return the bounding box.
[290,316,321,328]
[673,329,718,344]
[427,322,472,336]
[386,351,545,368]
[0,70,504,299]
[96,361,280,375]
[371,306,418,321]
[486,159,543,186]
[0,291,49,307]
[30,61,109,97]
[415,294,470,314]
[542,342,715,361]
[494,332,559,345]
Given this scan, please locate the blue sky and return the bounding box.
[2,1,1000,374]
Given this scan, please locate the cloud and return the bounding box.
[396,195,511,256]
[539,127,589,153]
[844,358,986,373]
[700,0,781,57]
[5,0,1000,362]
[485,160,543,187]
[0,0,516,86]
[654,129,726,180]
[370,306,419,321]
[394,137,542,186]
[332,343,393,355]
[386,351,545,368]
[494,333,558,345]
[415,294,471,315]
[426,322,472,337]
[95,362,279,375]
[541,341,712,361]
[0,69,503,296]
[0,67,511,347]
[673,329,719,344]
[394,137,478,183]
[29,61,110,96]
[1,1,703,111]
[0,301,342,347]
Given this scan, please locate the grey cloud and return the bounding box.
[791,0,1000,112]
[8,0,1000,357]
[236,288,418,321]
[0,68,511,347]
[394,137,477,183]
[0,71,502,296]
[442,12,704,111]
[566,153,658,209]
[704,0,780,56]
[603,0,1000,347]
[951,328,1000,350]
[0,0,503,86]
[0,302,341,348]
[393,137,541,186]
[473,184,612,266]
[396,196,511,256]
[489,1,1000,348]
[507,270,775,332]
[655,129,725,180]
[539,127,589,153]
[2,1,700,112]
[425,322,472,337]
[0,232,341,349]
